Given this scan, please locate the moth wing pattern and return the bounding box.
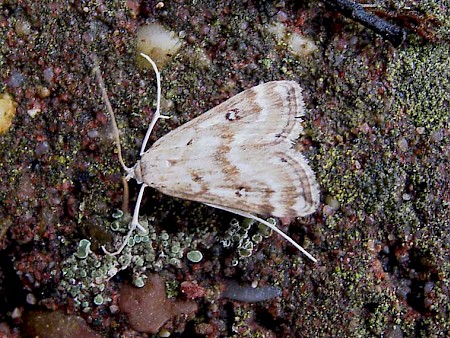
[139,81,320,218]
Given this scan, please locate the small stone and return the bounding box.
[26,293,37,305]
[119,274,197,334]
[325,195,340,210]
[27,108,41,118]
[23,311,100,338]
[15,19,32,37]
[0,93,17,134]
[416,127,425,135]
[7,71,24,88]
[37,86,51,98]
[11,308,22,319]
[136,23,182,68]
[397,137,408,152]
[159,328,171,337]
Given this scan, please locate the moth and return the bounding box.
[93,53,320,262]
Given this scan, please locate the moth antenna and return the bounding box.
[102,53,171,256]
[205,203,317,263]
[92,56,131,174]
[252,215,317,263]
[102,184,148,256]
[138,53,170,156]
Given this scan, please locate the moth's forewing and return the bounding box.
[138,81,320,218]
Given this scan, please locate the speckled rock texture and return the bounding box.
[0,0,449,337]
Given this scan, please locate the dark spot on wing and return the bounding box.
[225,108,241,121]
[235,186,247,197]
[167,159,177,166]
[191,171,203,183]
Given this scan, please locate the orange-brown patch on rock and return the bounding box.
[119,274,198,333]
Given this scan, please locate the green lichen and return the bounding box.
[133,276,146,288]
[165,279,179,299]
[61,207,283,309]
[93,294,103,306]
[221,217,275,262]
[75,239,91,259]
[388,44,450,132]
[237,240,253,258]
[112,209,124,219]
[60,212,207,308]
[186,250,203,263]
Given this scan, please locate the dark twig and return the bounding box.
[323,0,407,47]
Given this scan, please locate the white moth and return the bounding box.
[93,53,320,262]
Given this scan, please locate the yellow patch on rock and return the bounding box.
[0,93,17,134]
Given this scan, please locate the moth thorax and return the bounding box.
[127,161,143,184]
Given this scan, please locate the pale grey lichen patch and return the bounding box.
[93,294,104,305]
[75,239,92,259]
[186,250,203,263]
[61,214,200,308]
[61,212,278,308]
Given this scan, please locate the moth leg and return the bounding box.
[205,203,317,263]
[138,53,171,156]
[102,184,148,256]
